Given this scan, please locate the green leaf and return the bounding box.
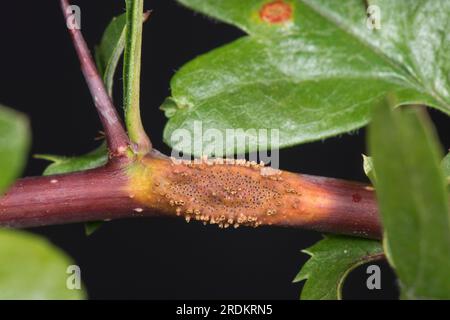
[362,154,376,183]
[0,105,30,193]
[293,235,383,300]
[368,97,450,299]
[95,14,127,97]
[36,143,108,176]
[443,153,450,178]
[0,229,85,299]
[163,0,450,155]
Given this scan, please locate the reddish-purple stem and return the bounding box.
[60,0,130,156]
[0,160,139,228]
[0,153,382,239]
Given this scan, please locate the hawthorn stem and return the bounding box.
[60,0,130,157]
[0,159,138,228]
[0,153,382,239]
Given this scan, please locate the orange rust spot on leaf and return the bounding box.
[259,1,292,24]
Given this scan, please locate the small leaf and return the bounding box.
[362,154,376,183]
[84,221,103,236]
[164,0,450,156]
[369,97,450,299]
[160,97,179,118]
[36,143,108,176]
[0,229,85,299]
[0,105,30,193]
[95,14,127,97]
[293,235,383,300]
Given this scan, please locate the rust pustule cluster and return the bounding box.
[124,155,381,239]
[144,157,302,229]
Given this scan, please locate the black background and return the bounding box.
[0,0,448,300]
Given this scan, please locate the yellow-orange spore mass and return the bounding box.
[125,153,381,239]
[127,156,340,230]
